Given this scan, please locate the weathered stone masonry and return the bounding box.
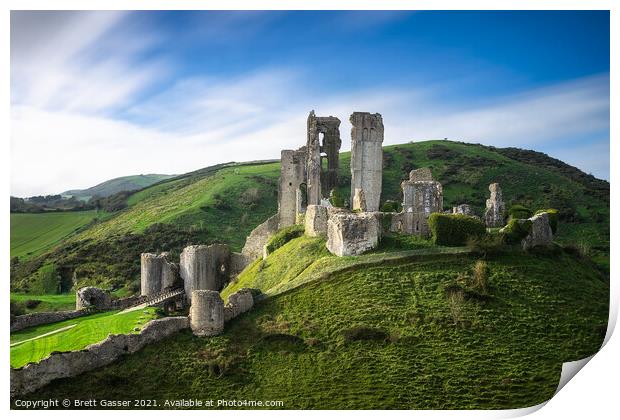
[350,112,384,212]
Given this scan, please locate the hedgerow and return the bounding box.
[428,213,486,246]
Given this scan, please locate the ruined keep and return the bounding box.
[350,112,384,212]
[485,183,506,227]
[180,244,230,303]
[140,252,180,297]
[307,111,342,205]
[189,290,224,337]
[392,168,443,237]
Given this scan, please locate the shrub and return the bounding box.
[466,234,506,257]
[428,213,486,246]
[24,299,42,309]
[10,300,26,317]
[508,204,532,221]
[380,200,401,213]
[501,219,532,244]
[535,208,559,233]
[264,225,305,255]
[329,188,345,208]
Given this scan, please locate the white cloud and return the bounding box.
[10,11,609,196]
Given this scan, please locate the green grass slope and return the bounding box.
[10,210,103,260]
[10,307,159,368]
[26,241,608,409]
[10,294,75,313]
[63,174,176,200]
[11,140,609,294]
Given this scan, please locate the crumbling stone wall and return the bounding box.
[485,183,506,227]
[140,253,180,297]
[521,212,554,250]
[224,288,254,322]
[189,290,224,337]
[10,316,189,397]
[304,204,328,237]
[75,286,112,310]
[326,211,381,256]
[350,112,384,212]
[395,172,443,237]
[409,168,433,182]
[452,204,474,216]
[278,148,307,228]
[11,310,87,333]
[180,244,230,302]
[241,214,279,260]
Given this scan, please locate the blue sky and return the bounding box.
[10,10,610,196]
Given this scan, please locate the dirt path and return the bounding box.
[10,324,77,347]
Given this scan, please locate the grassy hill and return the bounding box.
[62,174,176,201]
[10,210,105,260]
[10,140,609,295]
[26,235,608,409]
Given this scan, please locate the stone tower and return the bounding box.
[484,183,506,227]
[179,244,230,303]
[277,148,307,228]
[140,252,179,297]
[350,112,384,212]
[306,111,341,205]
[397,169,443,237]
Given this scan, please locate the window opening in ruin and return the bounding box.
[220,264,226,274]
[299,183,308,210]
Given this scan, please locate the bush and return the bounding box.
[501,219,532,244]
[535,208,559,233]
[265,225,305,255]
[508,204,532,221]
[428,213,486,246]
[10,300,26,317]
[380,200,401,213]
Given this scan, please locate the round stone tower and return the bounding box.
[140,253,163,297]
[190,290,224,337]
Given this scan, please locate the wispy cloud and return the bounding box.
[10,11,609,196]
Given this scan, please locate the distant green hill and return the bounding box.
[62,174,176,200]
[10,141,609,294]
[28,234,608,409]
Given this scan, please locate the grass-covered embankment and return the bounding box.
[10,307,159,368]
[25,234,608,409]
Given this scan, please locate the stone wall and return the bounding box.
[224,288,254,322]
[11,310,87,333]
[230,252,252,276]
[396,178,443,238]
[180,244,230,302]
[304,204,328,237]
[521,212,554,250]
[241,213,280,260]
[326,211,381,256]
[278,149,307,228]
[76,286,112,310]
[452,204,474,216]
[350,112,384,212]
[140,252,180,297]
[10,316,189,397]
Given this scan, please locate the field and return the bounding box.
[10,210,103,260]
[29,236,608,409]
[10,293,75,313]
[10,307,159,368]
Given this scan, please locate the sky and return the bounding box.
[10,10,610,197]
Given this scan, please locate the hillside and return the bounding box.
[27,235,609,409]
[62,174,176,200]
[10,140,609,294]
[10,210,104,260]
